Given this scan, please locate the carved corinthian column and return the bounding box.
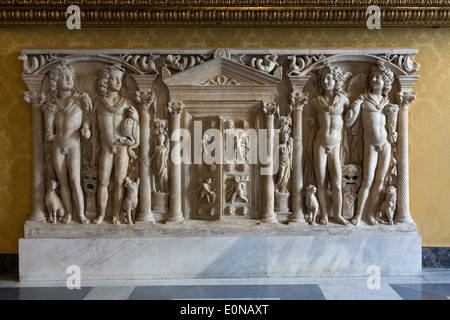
[135,90,156,223]
[395,90,417,224]
[166,102,184,223]
[261,102,278,224]
[289,92,308,223]
[287,75,311,224]
[24,91,47,221]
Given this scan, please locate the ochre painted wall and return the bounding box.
[0,26,448,252]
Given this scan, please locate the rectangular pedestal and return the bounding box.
[19,234,422,281]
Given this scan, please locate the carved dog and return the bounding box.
[375,186,397,225]
[45,179,65,224]
[305,184,320,225]
[121,177,140,224]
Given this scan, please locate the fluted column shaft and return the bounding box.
[395,91,416,224]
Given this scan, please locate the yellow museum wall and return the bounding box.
[0,26,448,253]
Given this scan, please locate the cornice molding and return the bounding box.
[0,1,449,27]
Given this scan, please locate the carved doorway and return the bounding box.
[185,112,260,220]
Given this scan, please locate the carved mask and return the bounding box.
[82,166,98,196]
[342,164,362,193]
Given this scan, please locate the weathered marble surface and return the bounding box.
[19,233,421,281]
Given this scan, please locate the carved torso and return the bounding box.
[97,95,131,149]
[49,94,84,150]
[311,93,349,148]
[360,91,390,146]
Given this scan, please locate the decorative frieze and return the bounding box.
[20,48,419,230]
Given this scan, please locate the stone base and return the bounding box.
[19,221,422,281]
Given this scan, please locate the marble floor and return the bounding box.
[0,269,448,301]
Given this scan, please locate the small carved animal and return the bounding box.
[45,179,65,224]
[305,184,320,225]
[375,186,397,225]
[121,177,140,224]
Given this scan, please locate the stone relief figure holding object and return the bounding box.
[43,60,93,224]
[345,61,398,225]
[226,175,248,204]
[307,62,350,226]
[198,177,217,204]
[95,64,140,225]
[149,119,170,193]
[276,121,293,194]
[235,120,250,163]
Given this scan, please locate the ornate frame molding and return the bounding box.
[0,1,449,27]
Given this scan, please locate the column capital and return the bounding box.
[24,91,46,109]
[167,101,184,117]
[290,91,308,112]
[263,102,277,118]
[395,92,417,108]
[135,90,156,113]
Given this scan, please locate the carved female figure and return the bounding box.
[44,61,92,224]
[307,63,350,225]
[345,61,397,225]
[95,64,140,224]
[276,131,293,193]
[150,130,170,193]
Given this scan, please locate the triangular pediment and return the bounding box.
[163,57,281,87]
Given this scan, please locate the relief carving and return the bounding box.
[20,48,418,229]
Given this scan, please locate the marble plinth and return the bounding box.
[19,221,421,281]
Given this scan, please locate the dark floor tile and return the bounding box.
[0,287,92,300]
[390,284,450,300]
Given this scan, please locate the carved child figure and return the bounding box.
[44,61,92,224]
[345,61,397,225]
[307,62,350,225]
[199,178,217,204]
[95,64,140,224]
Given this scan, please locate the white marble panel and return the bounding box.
[19,234,421,281]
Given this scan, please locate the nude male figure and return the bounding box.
[45,61,92,224]
[307,63,350,225]
[345,61,396,225]
[95,64,139,224]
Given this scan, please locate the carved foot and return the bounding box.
[48,217,57,224]
[59,212,72,224]
[79,214,90,224]
[335,215,351,226]
[112,215,121,225]
[319,217,328,225]
[94,215,105,225]
[368,216,379,225]
[350,216,361,226]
